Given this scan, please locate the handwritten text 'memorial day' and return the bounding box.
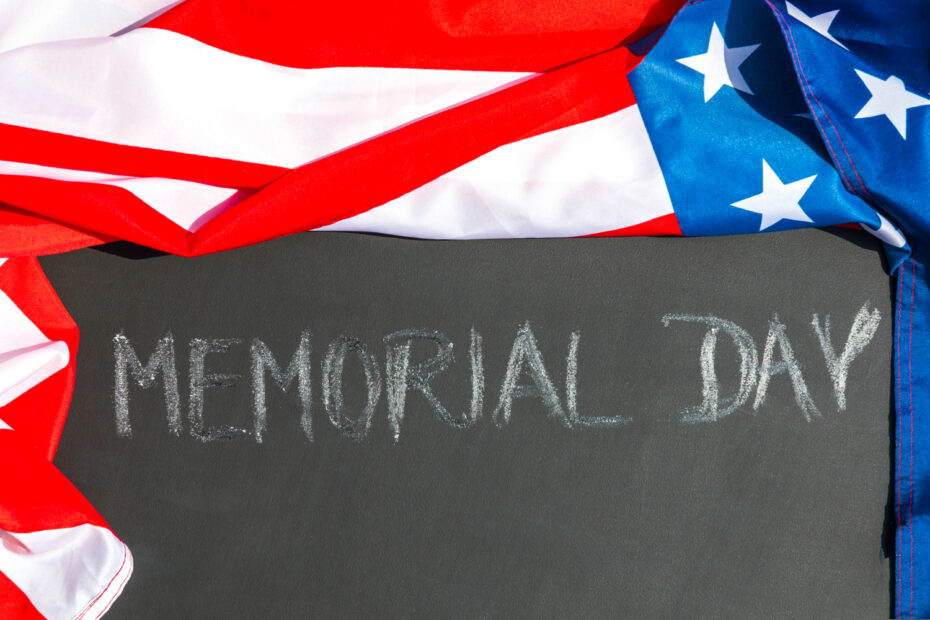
[113,303,881,442]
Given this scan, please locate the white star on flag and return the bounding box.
[854,69,930,139]
[676,23,760,102]
[731,160,816,230]
[785,2,848,50]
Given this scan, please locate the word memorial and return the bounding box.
[113,303,881,443]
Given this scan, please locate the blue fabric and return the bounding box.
[764,2,929,616]
[628,0,904,248]
[892,253,928,619]
[630,0,930,615]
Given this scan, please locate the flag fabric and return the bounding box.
[0,257,131,619]
[0,0,926,616]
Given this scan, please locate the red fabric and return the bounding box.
[0,0,682,259]
[0,45,648,258]
[0,176,193,255]
[0,44,647,258]
[192,45,643,254]
[0,207,113,258]
[0,574,43,620]
[0,123,287,189]
[150,0,686,71]
[0,429,106,532]
[0,258,79,460]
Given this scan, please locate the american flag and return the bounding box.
[0,0,927,617]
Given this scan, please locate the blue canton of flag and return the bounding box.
[765,0,930,249]
[628,0,909,269]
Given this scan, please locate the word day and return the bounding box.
[113,303,880,442]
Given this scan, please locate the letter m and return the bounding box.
[113,332,181,437]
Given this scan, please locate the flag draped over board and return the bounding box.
[0,0,927,616]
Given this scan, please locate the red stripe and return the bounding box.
[0,573,44,620]
[149,0,685,71]
[584,213,682,237]
[0,123,287,189]
[191,45,642,255]
[0,206,114,257]
[0,428,107,532]
[0,175,193,255]
[0,258,79,460]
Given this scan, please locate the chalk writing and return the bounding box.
[189,338,247,441]
[812,303,882,411]
[113,332,181,437]
[664,303,880,423]
[565,331,630,428]
[384,328,482,442]
[251,332,312,443]
[112,306,882,441]
[322,335,381,442]
[492,322,569,428]
[754,315,820,421]
[661,315,759,423]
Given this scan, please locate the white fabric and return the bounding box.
[0,160,239,232]
[0,0,179,55]
[0,28,531,168]
[0,288,69,408]
[0,524,132,620]
[320,105,674,238]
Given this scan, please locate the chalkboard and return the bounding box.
[40,227,893,618]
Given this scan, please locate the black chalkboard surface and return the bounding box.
[40,228,892,618]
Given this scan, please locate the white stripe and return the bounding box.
[319,105,674,238]
[75,541,133,620]
[0,288,69,407]
[0,341,70,408]
[0,28,531,168]
[0,524,131,620]
[0,0,177,54]
[0,160,238,232]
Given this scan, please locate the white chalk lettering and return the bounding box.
[250,331,312,443]
[566,332,630,427]
[812,302,881,411]
[753,315,820,421]
[189,338,248,441]
[384,328,483,441]
[113,332,181,437]
[322,336,381,441]
[493,322,570,427]
[111,305,878,442]
[661,315,759,423]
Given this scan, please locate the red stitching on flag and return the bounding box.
[909,258,916,618]
[74,545,128,620]
[897,264,904,617]
[765,1,872,201]
[88,550,133,620]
